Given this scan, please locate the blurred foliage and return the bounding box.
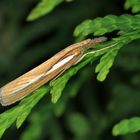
[124,0,140,13]
[27,0,64,21]
[0,0,140,140]
[112,117,140,136]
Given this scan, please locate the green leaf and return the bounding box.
[74,14,140,81]
[74,14,140,39]
[0,86,50,138]
[95,47,119,81]
[50,72,73,103]
[124,0,140,13]
[50,55,97,103]
[94,30,140,82]
[112,117,140,136]
[51,29,140,102]
[27,0,64,21]
[52,67,92,117]
[16,86,50,128]
[0,107,18,138]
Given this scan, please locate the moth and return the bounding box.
[0,37,107,106]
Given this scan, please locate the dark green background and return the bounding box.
[0,0,140,140]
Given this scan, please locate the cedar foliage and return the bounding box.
[0,0,140,139]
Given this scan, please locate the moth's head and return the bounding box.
[82,37,107,50]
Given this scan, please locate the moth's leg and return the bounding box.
[73,54,85,65]
[74,43,118,65]
[51,69,67,82]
